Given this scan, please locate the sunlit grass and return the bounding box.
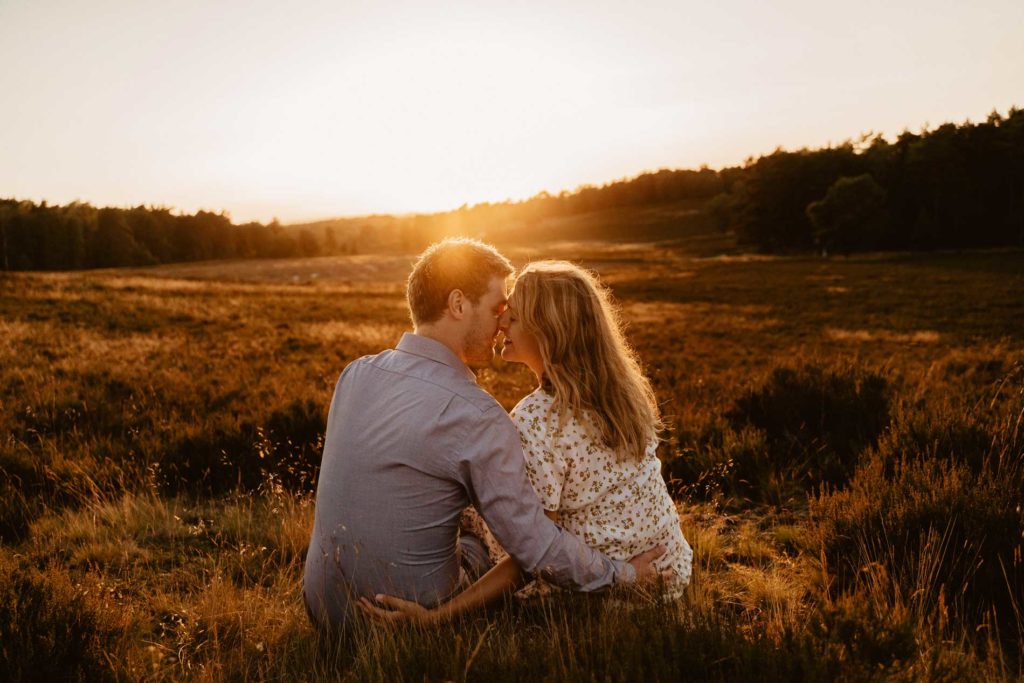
[1,246,1022,680]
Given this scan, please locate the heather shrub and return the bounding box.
[813,591,984,682]
[670,364,892,506]
[0,555,118,682]
[665,424,809,507]
[158,398,325,494]
[727,363,891,489]
[12,372,152,445]
[0,441,128,543]
[810,400,1024,639]
[871,400,1011,475]
[0,447,46,543]
[0,443,47,490]
[0,478,37,544]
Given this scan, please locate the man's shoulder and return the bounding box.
[344,350,505,416]
[334,352,380,383]
[429,372,505,417]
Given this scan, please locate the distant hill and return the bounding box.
[288,195,728,254]
[288,167,726,252]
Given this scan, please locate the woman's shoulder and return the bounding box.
[510,387,555,419]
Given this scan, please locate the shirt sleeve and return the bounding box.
[455,404,635,591]
[511,407,567,511]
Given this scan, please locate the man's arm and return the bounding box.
[456,407,636,591]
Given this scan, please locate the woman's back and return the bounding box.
[512,389,693,598]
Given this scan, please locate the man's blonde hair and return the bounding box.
[510,260,662,461]
[406,237,514,326]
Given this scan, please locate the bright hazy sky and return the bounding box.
[2,0,1021,223]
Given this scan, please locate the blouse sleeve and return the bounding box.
[511,400,567,512]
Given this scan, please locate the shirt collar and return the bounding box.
[396,332,476,382]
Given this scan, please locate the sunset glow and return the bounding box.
[2,0,1022,223]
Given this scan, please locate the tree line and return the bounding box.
[0,203,357,271]
[3,106,1022,270]
[715,107,1024,253]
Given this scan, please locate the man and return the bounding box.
[303,238,661,630]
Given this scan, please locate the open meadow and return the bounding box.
[2,245,1023,681]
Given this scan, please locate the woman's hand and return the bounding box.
[356,594,437,624]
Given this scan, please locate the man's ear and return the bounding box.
[447,289,466,320]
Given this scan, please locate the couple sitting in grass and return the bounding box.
[303,238,691,630]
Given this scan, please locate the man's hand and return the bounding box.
[356,594,438,625]
[627,544,669,583]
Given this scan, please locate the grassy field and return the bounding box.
[1,245,1023,681]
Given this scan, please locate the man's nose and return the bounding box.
[497,310,511,330]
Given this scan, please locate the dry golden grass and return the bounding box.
[1,245,1022,680]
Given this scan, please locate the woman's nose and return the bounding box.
[497,309,511,330]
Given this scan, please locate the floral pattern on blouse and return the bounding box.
[511,389,693,599]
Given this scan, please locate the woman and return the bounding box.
[359,261,692,623]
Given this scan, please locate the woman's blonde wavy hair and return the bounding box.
[509,261,662,461]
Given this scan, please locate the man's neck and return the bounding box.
[413,325,467,364]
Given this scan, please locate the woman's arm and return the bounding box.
[358,555,525,624]
[435,555,526,620]
[418,511,555,619]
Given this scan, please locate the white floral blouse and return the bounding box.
[511,388,693,599]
